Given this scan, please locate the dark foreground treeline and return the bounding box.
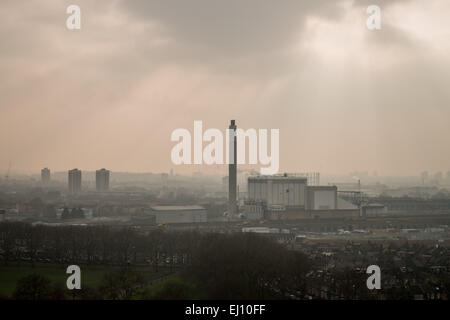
[0,222,311,299]
[2,222,448,300]
[0,221,198,267]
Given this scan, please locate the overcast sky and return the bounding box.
[1,0,449,176]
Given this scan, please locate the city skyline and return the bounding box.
[3,166,450,180]
[1,0,450,305]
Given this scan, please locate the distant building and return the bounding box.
[306,186,337,210]
[96,168,110,192]
[243,201,264,220]
[41,168,50,185]
[161,173,169,187]
[247,175,307,208]
[421,171,428,184]
[246,174,308,220]
[434,171,443,182]
[245,174,358,220]
[362,203,387,217]
[150,205,207,224]
[68,169,82,194]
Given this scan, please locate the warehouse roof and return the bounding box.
[248,176,307,181]
[151,205,205,211]
[307,185,337,190]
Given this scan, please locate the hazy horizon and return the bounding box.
[1,168,447,182]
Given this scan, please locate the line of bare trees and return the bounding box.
[0,222,199,268]
[0,222,318,299]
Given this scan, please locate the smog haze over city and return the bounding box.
[0,0,450,311]
[1,0,450,176]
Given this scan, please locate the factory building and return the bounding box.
[244,174,359,220]
[245,175,308,220]
[362,203,387,217]
[150,205,207,224]
[243,201,265,220]
[247,175,307,208]
[307,186,338,210]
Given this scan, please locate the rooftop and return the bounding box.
[248,175,307,182]
[307,185,337,190]
[151,205,205,211]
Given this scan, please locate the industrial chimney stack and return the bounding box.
[228,120,238,216]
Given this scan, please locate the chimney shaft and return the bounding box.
[228,120,237,215]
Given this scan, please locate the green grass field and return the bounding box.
[0,262,173,297]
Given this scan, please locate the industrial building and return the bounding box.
[248,175,307,208]
[307,186,338,210]
[243,201,265,220]
[150,205,207,224]
[362,203,387,217]
[228,120,238,215]
[68,169,82,194]
[244,174,359,220]
[223,119,358,221]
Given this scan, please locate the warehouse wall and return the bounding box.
[248,178,306,208]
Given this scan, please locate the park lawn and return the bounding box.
[0,262,173,298]
[135,274,205,300]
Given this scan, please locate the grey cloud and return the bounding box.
[1,0,449,174]
[119,0,346,56]
[118,0,421,78]
[353,0,418,48]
